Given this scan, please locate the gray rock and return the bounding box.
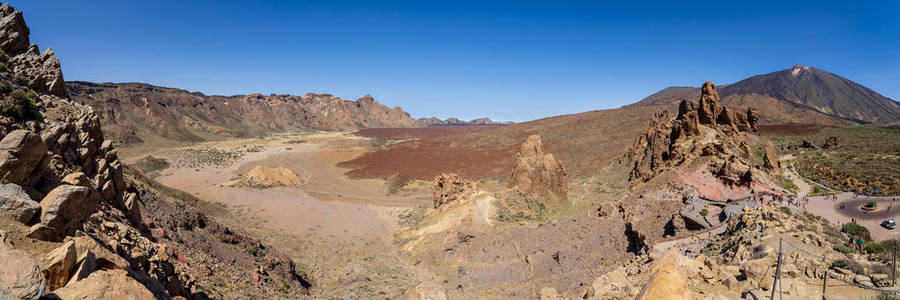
[0,183,39,223]
[0,243,46,300]
[0,130,47,185]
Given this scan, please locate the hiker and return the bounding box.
[857,237,865,251]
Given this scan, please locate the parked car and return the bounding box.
[882,219,896,229]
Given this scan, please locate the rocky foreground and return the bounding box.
[0,4,310,299]
[541,205,890,299]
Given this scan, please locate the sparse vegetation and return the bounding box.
[842,222,872,241]
[1,89,42,123]
[700,208,709,217]
[833,244,854,254]
[768,126,900,195]
[778,206,792,216]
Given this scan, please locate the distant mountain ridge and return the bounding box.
[67,81,420,145]
[633,65,900,125]
[417,117,514,127]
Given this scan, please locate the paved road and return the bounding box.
[805,193,900,241]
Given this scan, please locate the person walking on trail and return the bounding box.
[857,237,865,252]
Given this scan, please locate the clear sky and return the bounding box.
[10,0,899,122]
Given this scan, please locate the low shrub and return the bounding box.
[842,222,872,241]
[1,89,42,123]
[865,242,887,254]
[779,206,792,216]
[833,244,854,254]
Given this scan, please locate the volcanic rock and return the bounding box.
[628,81,757,184]
[508,135,568,200]
[0,183,39,223]
[9,45,67,97]
[763,140,780,170]
[45,269,155,300]
[0,3,29,55]
[697,81,721,125]
[637,250,692,300]
[432,173,475,209]
[61,172,90,187]
[0,243,46,300]
[0,130,47,185]
[38,185,100,240]
[39,240,76,292]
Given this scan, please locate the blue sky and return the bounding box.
[10,0,899,122]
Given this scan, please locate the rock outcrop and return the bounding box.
[763,140,780,170]
[628,81,757,184]
[0,4,66,97]
[0,130,47,185]
[432,173,475,209]
[508,135,568,200]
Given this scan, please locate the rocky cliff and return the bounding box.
[0,4,310,299]
[417,117,513,127]
[66,81,420,145]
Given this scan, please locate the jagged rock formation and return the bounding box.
[66,81,419,145]
[417,117,513,127]
[431,173,475,209]
[0,4,310,299]
[628,81,757,184]
[763,140,780,170]
[508,135,567,200]
[0,4,65,97]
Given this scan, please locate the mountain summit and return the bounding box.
[635,65,900,125]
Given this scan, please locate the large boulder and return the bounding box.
[637,250,693,300]
[0,130,48,185]
[38,185,100,239]
[44,269,155,300]
[432,173,475,209]
[39,240,76,292]
[508,135,568,200]
[0,183,39,223]
[0,243,46,300]
[71,235,129,270]
[0,3,30,55]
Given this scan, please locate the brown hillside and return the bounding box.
[67,81,420,146]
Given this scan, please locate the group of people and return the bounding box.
[751,192,808,209]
